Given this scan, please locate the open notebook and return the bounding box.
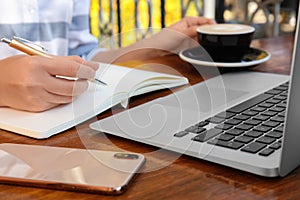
[0,63,188,139]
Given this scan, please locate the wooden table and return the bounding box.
[0,34,297,200]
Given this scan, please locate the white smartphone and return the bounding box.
[0,143,145,195]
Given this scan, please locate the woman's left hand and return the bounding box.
[168,16,216,41]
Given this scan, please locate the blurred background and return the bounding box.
[89,0,299,48]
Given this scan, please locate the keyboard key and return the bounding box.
[273,95,286,101]
[208,139,244,150]
[235,124,253,131]
[192,128,206,134]
[253,115,270,121]
[174,131,189,137]
[244,130,263,138]
[185,126,206,134]
[224,119,242,125]
[258,103,274,108]
[214,123,233,130]
[226,128,244,136]
[206,117,225,124]
[192,128,223,142]
[265,89,283,95]
[274,125,284,132]
[269,106,286,112]
[227,93,272,113]
[269,142,282,150]
[265,131,283,139]
[243,110,259,116]
[261,111,277,116]
[259,148,275,156]
[265,89,282,95]
[277,103,287,108]
[195,121,209,127]
[278,112,286,118]
[281,82,289,87]
[256,136,276,144]
[266,99,281,104]
[234,136,254,143]
[279,93,288,97]
[244,119,261,126]
[274,84,288,91]
[241,142,267,153]
[262,121,280,128]
[216,134,235,141]
[251,106,266,112]
[270,116,285,123]
[234,115,251,120]
[253,125,272,133]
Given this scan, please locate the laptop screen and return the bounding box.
[279,5,300,176]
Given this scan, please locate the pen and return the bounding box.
[0,37,107,86]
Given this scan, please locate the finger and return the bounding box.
[26,88,74,105]
[186,17,216,27]
[41,56,96,80]
[43,75,89,96]
[82,60,99,71]
[20,83,78,112]
[24,102,59,113]
[9,91,65,112]
[58,55,99,71]
[61,55,84,64]
[40,90,74,104]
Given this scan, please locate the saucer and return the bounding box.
[179,47,271,68]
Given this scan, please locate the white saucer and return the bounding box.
[179,47,271,68]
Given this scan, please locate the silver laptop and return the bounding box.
[90,12,300,177]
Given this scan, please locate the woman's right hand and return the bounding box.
[0,55,98,112]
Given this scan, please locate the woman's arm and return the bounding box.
[90,17,215,63]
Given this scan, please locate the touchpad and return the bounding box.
[157,85,249,113]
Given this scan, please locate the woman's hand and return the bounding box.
[152,16,216,54]
[167,16,216,41]
[0,55,98,112]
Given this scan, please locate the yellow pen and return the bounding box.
[0,37,107,86]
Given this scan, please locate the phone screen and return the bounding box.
[0,143,145,195]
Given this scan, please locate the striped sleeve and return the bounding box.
[68,0,98,57]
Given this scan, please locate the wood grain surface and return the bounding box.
[0,35,297,200]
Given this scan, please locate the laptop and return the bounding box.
[90,11,300,177]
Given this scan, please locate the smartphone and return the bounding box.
[0,143,145,195]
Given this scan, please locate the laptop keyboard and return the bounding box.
[174,82,289,157]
